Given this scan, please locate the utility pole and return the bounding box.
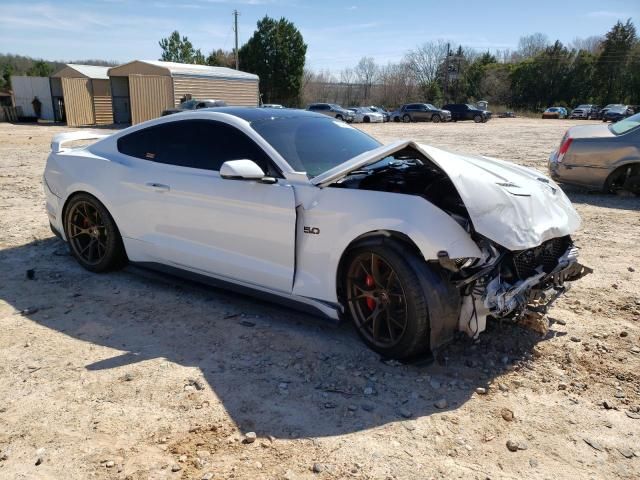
[443,42,450,103]
[233,9,240,70]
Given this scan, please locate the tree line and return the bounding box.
[0,54,118,91]
[303,19,639,110]
[2,17,637,112]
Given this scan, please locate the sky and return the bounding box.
[0,0,638,71]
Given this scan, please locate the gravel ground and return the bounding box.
[0,118,639,480]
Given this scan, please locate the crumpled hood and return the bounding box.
[313,140,581,251]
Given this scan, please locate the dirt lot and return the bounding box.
[0,118,639,480]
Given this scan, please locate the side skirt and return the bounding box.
[131,261,342,323]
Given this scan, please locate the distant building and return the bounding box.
[107,60,259,124]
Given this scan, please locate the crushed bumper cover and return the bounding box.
[457,244,592,337]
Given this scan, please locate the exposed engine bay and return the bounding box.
[332,147,472,232]
[330,146,592,339]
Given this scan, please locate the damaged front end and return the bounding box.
[440,236,592,337]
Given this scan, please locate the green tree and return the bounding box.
[26,60,53,77]
[206,49,235,68]
[594,19,637,104]
[158,30,205,64]
[239,16,307,106]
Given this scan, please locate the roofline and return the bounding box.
[107,60,259,81]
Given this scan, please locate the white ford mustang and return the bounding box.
[44,108,590,359]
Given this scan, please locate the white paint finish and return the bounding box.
[43,110,583,324]
[291,184,482,303]
[313,139,581,251]
[220,159,265,179]
[11,76,54,120]
[117,160,297,293]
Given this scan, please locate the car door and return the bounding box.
[115,119,297,293]
[416,105,429,121]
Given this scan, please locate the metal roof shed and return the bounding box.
[50,64,113,126]
[107,60,260,124]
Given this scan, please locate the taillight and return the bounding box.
[557,135,573,163]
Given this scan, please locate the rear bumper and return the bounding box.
[43,175,65,240]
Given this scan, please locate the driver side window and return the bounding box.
[117,120,279,176]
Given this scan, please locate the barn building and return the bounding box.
[107,60,260,124]
[50,64,113,127]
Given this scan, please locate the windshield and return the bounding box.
[609,112,640,135]
[546,108,559,112]
[466,104,476,109]
[425,104,436,110]
[576,105,590,109]
[251,116,381,177]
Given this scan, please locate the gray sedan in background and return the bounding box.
[549,113,640,194]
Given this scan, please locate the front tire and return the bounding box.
[335,114,343,121]
[363,116,370,123]
[343,242,434,359]
[473,114,482,123]
[432,114,441,123]
[64,193,126,273]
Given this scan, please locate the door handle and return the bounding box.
[145,182,170,192]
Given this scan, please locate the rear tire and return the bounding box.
[64,193,127,273]
[402,114,411,123]
[342,240,436,359]
[604,164,640,195]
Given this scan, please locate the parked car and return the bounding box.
[307,103,354,122]
[602,105,634,123]
[162,99,227,116]
[45,108,590,359]
[347,107,385,123]
[597,104,624,119]
[442,103,491,122]
[549,112,640,194]
[367,106,391,122]
[261,103,284,109]
[569,104,599,120]
[391,103,451,123]
[542,107,568,119]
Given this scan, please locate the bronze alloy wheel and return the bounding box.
[66,200,109,266]
[346,252,408,348]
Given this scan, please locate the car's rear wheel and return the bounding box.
[473,114,482,123]
[343,242,434,359]
[432,114,441,123]
[402,114,411,123]
[604,164,640,195]
[64,193,126,273]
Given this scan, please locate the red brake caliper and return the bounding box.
[365,274,376,311]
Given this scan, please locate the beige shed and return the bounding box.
[50,64,113,127]
[107,60,260,124]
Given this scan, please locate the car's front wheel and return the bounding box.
[335,114,344,121]
[343,241,436,359]
[432,114,441,123]
[64,193,127,273]
[473,114,483,123]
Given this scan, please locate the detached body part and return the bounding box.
[44,108,590,359]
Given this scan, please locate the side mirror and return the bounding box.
[220,159,276,184]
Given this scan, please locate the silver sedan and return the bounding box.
[549,113,640,194]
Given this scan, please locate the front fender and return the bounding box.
[292,187,481,304]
